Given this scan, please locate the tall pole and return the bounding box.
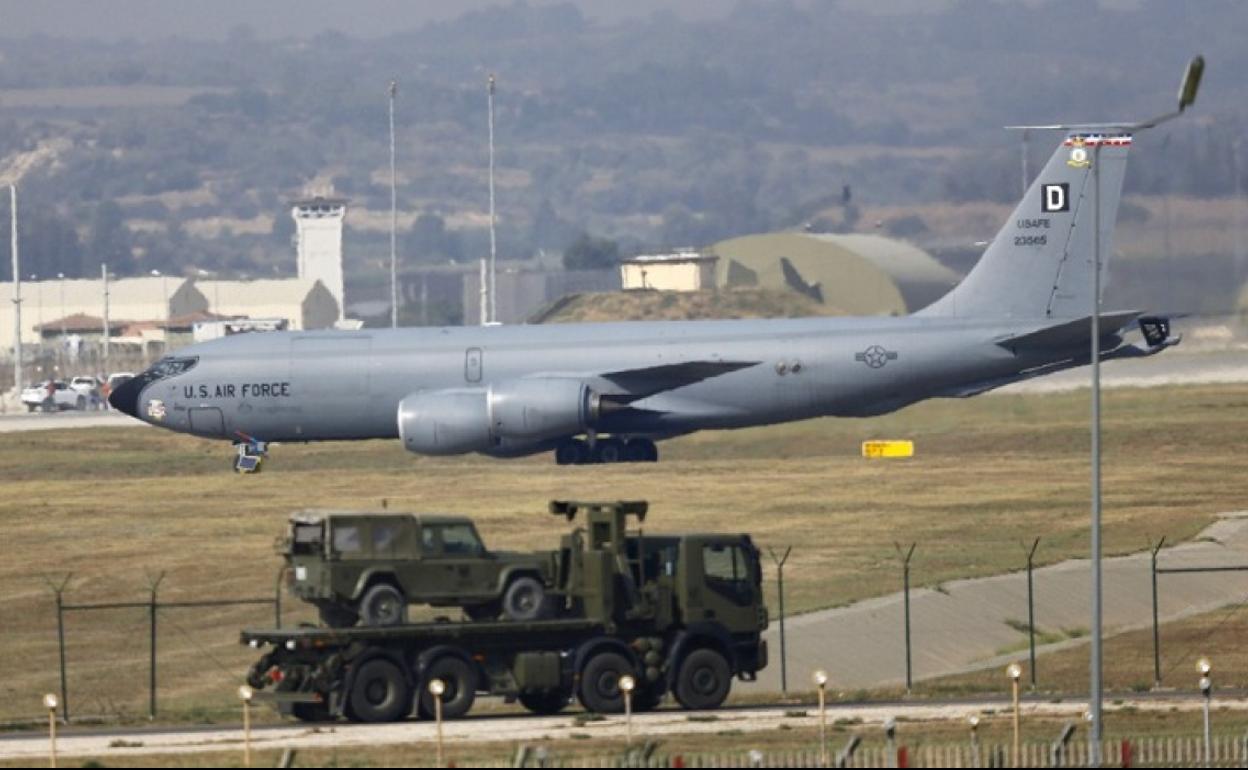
[9,184,21,399]
[101,264,110,372]
[1020,128,1031,197]
[487,73,497,325]
[388,79,399,329]
[1232,138,1245,284]
[1025,537,1040,690]
[1089,139,1104,765]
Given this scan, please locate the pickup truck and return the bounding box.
[21,381,87,412]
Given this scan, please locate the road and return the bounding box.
[743,512,1248,693]
[0,695,1240,761]
[0,408,138,433]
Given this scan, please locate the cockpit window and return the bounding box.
[148,357,198,378]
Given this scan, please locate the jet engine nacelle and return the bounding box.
[397,379,599,456]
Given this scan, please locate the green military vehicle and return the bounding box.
[281,511,555,627]
[244,500,768,722]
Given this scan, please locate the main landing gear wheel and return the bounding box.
[593,438,627,464]
[555,438,589,465]
[625,438,658,462]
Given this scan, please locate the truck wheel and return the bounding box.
[346,658,411,723]
[358,583,407,626]
[578,651,633,714]
[518,689,570,715]
[674,648,731,711]
[318,604,359,628]
[501,576,552,622]
[417,656,477,720]
[631,687,662,712]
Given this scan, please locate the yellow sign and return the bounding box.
[862,440,914,459]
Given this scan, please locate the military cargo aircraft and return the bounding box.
[110,125,1181,470]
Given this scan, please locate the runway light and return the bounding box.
[812,669,828,687]
[428,678,446,697]
[43,693,58,711]
[1007,663,1022,681]
[619,675,635,693]
[967,714,979,729]
[238,685,254,703]
[1198,657,1212,676]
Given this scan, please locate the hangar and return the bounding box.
[710,232,960,316]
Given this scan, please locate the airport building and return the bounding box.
[711,232,960,315]
[620,252,719,292]
[292,196,347,322]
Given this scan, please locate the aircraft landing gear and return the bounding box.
[233,440,268,474]
[554,437,657,465]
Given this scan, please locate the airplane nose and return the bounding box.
[108,376,144,418]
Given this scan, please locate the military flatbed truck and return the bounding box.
[242,500,768,723]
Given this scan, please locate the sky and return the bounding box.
[0,0,741,40]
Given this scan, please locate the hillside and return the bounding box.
[529,288,850,323]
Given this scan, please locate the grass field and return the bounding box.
[1,383,1246,723]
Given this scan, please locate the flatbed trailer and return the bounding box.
[242,501,768,723]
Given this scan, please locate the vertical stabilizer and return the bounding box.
[920,133,1131,319]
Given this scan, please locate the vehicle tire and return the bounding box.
[578,651,633,714]
[318,604,359,628]
[518,689,570,716]
[416,656,477,720]
[674,648,732,711]
[593,438,627,464]
[346,658,411,723]
[75,396,86,411]
[358,583,408,626]
[501,576,552,622]
[291,700,333,723]
[554,439,588,465]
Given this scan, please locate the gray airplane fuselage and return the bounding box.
[112,313,1126,453]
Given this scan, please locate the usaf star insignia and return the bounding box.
[855,345,899,369]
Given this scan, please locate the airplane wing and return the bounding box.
[598,360,759,398]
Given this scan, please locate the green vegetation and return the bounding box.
[531,288,847,323]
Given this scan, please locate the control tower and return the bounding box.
[292,197,347,321]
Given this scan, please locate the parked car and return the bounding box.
[20,380,87,412]
[69,376,105,409]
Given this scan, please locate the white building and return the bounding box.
[620,252,719,292]
[292,197,347,321]
[192,278,340,331]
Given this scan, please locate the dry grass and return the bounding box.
[0,383,1246,723]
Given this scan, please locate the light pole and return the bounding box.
[9,185,21,400]
[238,685,254,768]
[486,73,498,325]
[1199,658,1213,768]
[43,693,58,769]
[388,79,399,329]
[967,715,981,769]
[1007,662,1022,767]
[1009,56,1204,766]
[813,669,828,767]
[429,678,446,768]
[619,674,635,748]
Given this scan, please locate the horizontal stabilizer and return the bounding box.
[600,360,758,396]
[994,311,1141,352]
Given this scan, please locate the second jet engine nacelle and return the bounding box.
[397,379,598,456]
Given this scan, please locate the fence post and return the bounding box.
[45,575,72,723]
[1023,538,1040,690]
[1151,537,1165,687]
[147,571,165,720]
[767,546,792,695]
[895,542,917,693]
